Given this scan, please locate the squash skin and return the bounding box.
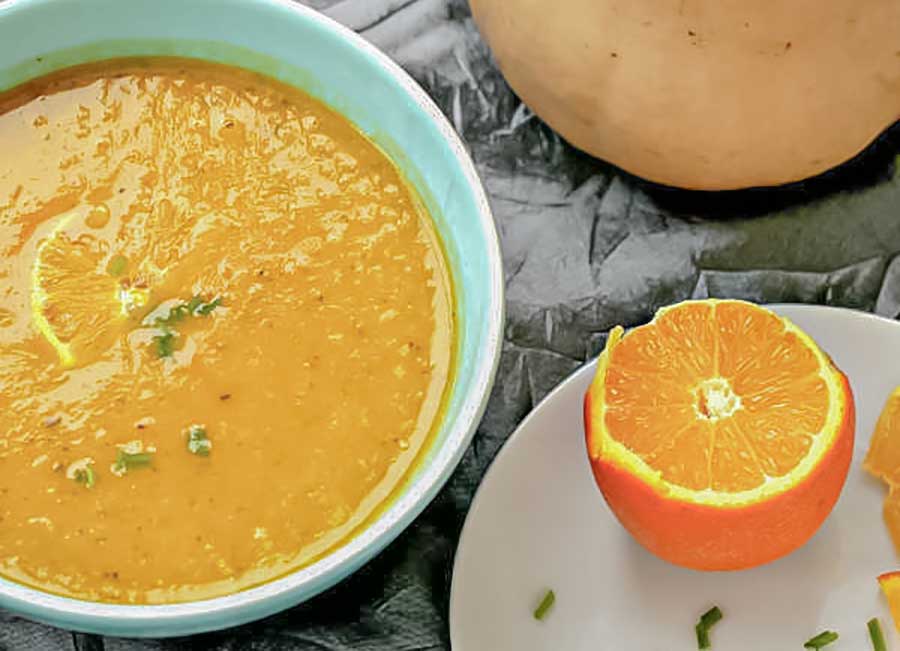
[470,0,900,190]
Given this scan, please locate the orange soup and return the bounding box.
[0,59,454,603]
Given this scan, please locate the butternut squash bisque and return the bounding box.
[0,59,454,603]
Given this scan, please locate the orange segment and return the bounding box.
[864,388,900,556]
[741,375,828,433]
[878,571,900,632]
[885,492,900,556]
[647,420,712,491]
[652,299,717,381]
[865,387,900,486]
[710,419,765,492]
[738,413,813,479]
[604,405,696,456]
[584,299,854,571]
[717,301,821,393]
[715,300,786,381]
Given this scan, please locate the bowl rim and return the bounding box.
[0,0,504,636]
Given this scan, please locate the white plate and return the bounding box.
[450,305,900,651]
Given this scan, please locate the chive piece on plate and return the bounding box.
[533,589,555,621]
[696,623,710,649]
[186,425,212,456]
[868,618,887,651]
[73,466,95,488]
[804,631,839,649]
[696,606,723,649]
[700,606,723,628]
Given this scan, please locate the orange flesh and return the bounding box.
[879,572,900,632]
[602,301,829,493]
[864,388,900,554]
[884,494,900,555]
[865,388,900,484]
[0,59,453,603]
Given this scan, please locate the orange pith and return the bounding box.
[864,387,900,555]
[584,299,854,571]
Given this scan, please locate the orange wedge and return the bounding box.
[865,388,900,484]
[864,387,900,555]
[584,299,855,571]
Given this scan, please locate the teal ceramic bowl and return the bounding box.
[0,0,503,637]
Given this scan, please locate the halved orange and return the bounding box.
[864,387,900,555]
[584,299,855,571]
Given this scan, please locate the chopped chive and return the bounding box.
[73,466,95,488]
[147,295,220,358]
[158,304,190,326]
[186,296,204,313]
[186,425,212,456]
[172,304,191,322]
[868,618,886,651]
[696,606,723,649]
[113,449,153,474]
[194,296,222,316]
[107,254,128,277]
[696,623,711,650]
[153,331,176,358]
[804,631,839,649]
[153,302,191,328]
[533,589,555,621]
[155,297,220,327]
[700,606,723,628]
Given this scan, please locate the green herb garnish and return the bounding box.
[533,589,555,621]
[695,606,723,649]
[186,425,212,456]
[696,622,711,648]
[170,305,192,324]
[73,466,95,488]
[153,331,176,358]
[113,449,153,474]
[186,295,204,313]
[193,296,222,316]
[107,254,128,277]
[155,304,190,328]
[147,296,221,359]
[804,631,839,649]
[869,618,887,651]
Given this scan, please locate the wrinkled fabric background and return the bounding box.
[4,0,900,648]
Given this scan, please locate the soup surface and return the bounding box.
[0,59,453,603]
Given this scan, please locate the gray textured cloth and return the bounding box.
[4,0,900,648]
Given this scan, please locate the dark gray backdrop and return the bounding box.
[4,0,900,648]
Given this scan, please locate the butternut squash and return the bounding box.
[471,0,900,189]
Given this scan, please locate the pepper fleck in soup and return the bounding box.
[0,58,454,603]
